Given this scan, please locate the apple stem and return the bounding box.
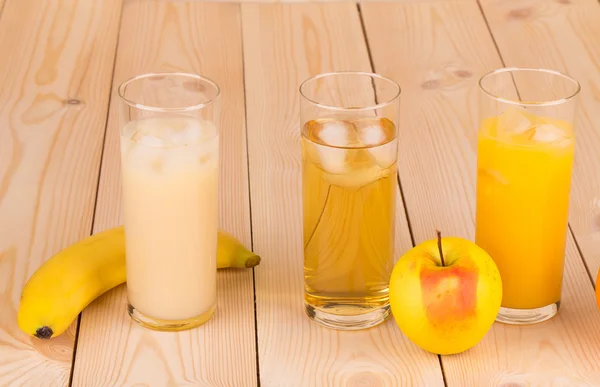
[436,229,445,267]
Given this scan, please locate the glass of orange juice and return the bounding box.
[475,68,580,325]
[118,73,220,331]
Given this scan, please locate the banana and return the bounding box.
[216,229,260,269]
[18,227,126,340]
[18,226,259,339]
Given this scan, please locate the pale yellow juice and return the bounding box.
[475,108,574,310]
[302,117,397,316]
[120,115,219,322]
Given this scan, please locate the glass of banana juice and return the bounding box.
[299,72,401,330]
[475,68,580,325]
[117,72,220,331]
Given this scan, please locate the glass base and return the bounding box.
[495,301,560,325]
[127,303,216,332]
[305,303,390,330]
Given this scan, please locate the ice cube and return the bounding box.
[128,116,217,148]
[316,120,358,147]
[133,132,169,147]
[126,141,164,174]
[170,120,204,146]
[310,120,357,174]
[531,123,567,143]
[162,147,198,173]
[497,107,535,135]
[369,141,397,169]
[311,142,347,174]
[355,118,397,169]
[129,117,173,147]
[127,116,170,143]
[358,124,386,146]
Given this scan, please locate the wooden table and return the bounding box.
[2,0,600,385]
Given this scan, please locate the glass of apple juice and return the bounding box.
[299,72,401,330]
[118,72,220,331]
[475,67,580,325]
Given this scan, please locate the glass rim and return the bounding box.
[298,71,401,112]
[117,72,221,113]
[478,67,581,107]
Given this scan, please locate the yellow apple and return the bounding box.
[389,231,502,355]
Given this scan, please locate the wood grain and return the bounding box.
[241,3,444,386]
[0,0,122,385]
[71,2,257,386]
[362,0,600,385]
[479,0,600,287]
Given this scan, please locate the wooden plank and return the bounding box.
[0,0,122,385]
[479,0,600,283]
[71,2,257,386]
[241,3,444,386]
[362,0,600,385]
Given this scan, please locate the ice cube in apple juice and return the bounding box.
[354,116,397,169]
[303,118,358,174]
[302,116,398,188]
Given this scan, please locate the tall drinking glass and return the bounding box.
[475,67,580,325]
[299,72,401,330]
[118,72,220,331]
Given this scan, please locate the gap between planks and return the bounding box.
[238,3,262,385]
[67,1,127,386]
[356,3,448,387]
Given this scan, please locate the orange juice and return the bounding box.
[475,108,575,310]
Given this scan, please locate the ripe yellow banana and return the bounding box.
[18,226,259,339]
[18,227,126,340]
[216,229,261,269]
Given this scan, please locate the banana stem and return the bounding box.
[245,254,261,268]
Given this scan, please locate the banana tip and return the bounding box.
[35,326,53,340]
[246,254,261,268]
